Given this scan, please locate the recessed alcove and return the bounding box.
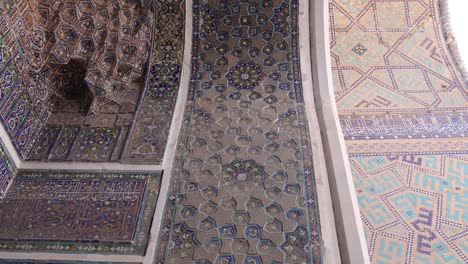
[0,0,158,162]
[47,59,95,115]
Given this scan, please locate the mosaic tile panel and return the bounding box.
[0,0,185,163]
[331,0,467,263]
[0,171,160,254]
[0,3,94,160]
[30,126,126,162]
[345,138,467,156]
[351,153,467,264]
[331,0,467,114]
[340,113,466,140]
[124,0,185,163]
[156,0,323,263]
[0,54,46,160]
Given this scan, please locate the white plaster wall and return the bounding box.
[309,0,370,263]
[299,1,341,263]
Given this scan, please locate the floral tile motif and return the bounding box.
[219,159,268,193]
[0,171,161,255]
[331,0,467,263]
[124,0,185,164]
[226,62,264,90]
[155,1,323,263]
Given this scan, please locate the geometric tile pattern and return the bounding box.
[0,0,183,164]
[331,0,468,263]
[345,138,467,156]
[0,171,160,255]
[0,22,49,159]
[351,154,467,263]
[0,0,154,162]
[0,0,186,164]
[17,0,151,105]
[124,0,185,163]
[340,113,467,140]
[29,126,122,162]
[155,0,323,263]
[331,0,467,113]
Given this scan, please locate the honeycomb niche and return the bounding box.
[31,0,152,120]
[45,59,94,115]
[0,0,155,161]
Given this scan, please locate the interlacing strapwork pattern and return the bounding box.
[156,1,323,263]
[331,0,467,263]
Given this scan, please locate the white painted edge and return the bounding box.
[0,119,20,198]
[0,121,22,168]
[142,0,193,262]
[299,1,341,263]
[309,0,370,263]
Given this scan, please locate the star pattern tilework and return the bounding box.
[155,0,323,263]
